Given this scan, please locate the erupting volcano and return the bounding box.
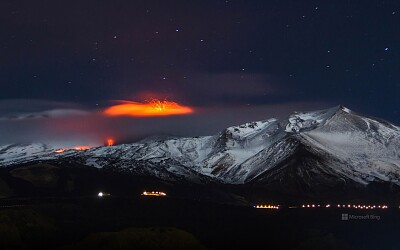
[103,99,193,117]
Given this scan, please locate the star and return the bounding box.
[384,47,389,51]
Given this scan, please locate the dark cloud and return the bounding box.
[0,109,89,120]
[0,99,86,116]
[120,72,285,106]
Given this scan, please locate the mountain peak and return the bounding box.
[336,104,351,113]
[1,106,399,191]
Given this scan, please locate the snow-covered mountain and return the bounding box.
[1,106,399,190]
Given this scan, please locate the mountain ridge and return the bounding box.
[1,106,399,194]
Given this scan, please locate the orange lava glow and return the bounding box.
[103,99,194,117]
[55,149,66,153]
[73,146,91,151]
[107,138,114,146]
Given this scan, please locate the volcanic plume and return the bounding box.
[103,99,194,117]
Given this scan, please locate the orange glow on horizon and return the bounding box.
[55,146,91,153]
[107,138,114,146]
[73,146,91,151]
[103,99,194,117]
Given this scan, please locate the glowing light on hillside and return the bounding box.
[254,205,279,209]
[74,146,91,150]
[55,149,66,153]
[97,191,110,197]
[141,191,167,196]
[257,203,390,210]
[107,138,114,146]
[103,99,194,117]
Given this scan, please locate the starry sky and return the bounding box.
[0,0,399,146]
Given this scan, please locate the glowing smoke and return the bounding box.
[103,99,194,117]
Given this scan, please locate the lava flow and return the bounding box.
[54,146,91,153]
[106,138,114,146]
[73,146,91,151]
[103,99,194,117]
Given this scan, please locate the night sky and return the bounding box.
[0,1,399,146]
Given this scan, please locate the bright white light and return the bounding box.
[98,192,103,197]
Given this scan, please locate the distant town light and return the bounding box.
[97,191,110,197]
[252,202,391,210]
[141,191,167,197]
[254,204,279,209]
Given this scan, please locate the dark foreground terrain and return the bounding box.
[1,196,400,249]
[0,163,400,249]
